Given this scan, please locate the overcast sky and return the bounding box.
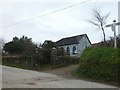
[0,0,119,44]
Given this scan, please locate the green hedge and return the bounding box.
[76,47,119,85]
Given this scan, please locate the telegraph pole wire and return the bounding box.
[0,0,91,29]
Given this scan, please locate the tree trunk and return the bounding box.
[101,27,106,42]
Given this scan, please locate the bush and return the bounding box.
[76,47,119,85]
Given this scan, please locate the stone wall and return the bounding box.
[51,48,79,66]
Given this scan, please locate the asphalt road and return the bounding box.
[1,65,118,88]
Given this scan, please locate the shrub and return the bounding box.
[76,47,119,85]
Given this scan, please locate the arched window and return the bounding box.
[73,46,77,54]
[66,47,70,55]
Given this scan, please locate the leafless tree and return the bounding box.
[0,38,5,51]
[88,8,110,42]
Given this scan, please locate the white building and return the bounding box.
[118,1,120,36]
[56,34,91,57]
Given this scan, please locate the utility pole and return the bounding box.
[106,20,120,48]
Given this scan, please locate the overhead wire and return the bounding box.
[0,0,91,29]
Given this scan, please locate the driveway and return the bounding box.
[1,65,118,88]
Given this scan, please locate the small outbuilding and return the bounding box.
[56,34,91,57]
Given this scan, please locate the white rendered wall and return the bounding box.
[78,36,91,56]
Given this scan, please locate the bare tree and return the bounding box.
[88,8,110,42]
[0,38,5,51]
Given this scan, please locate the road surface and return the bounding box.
[1,65,118,88]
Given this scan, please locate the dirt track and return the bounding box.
[42,64,79,79]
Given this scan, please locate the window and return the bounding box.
[66,47,70,55]
[73,46,77,54]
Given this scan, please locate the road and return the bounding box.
[1,65,118,88]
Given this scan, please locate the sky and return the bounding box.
[118,1,120,35]
[0,0,120,44]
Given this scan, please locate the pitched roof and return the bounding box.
[56,34,88,47]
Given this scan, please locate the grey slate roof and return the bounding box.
[56,34,89,47]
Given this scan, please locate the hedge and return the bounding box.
[76,47,119,85]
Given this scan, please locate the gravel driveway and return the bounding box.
[1,65,118,88]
